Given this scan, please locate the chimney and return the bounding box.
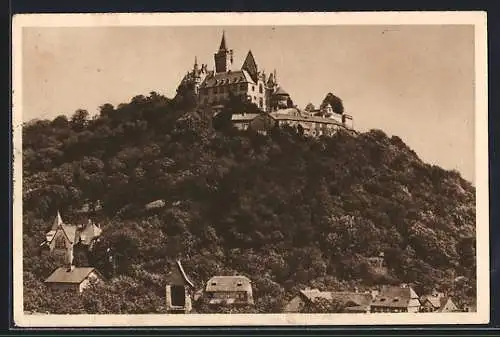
[66,247,74,271]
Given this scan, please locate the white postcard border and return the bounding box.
[12,11,489,327]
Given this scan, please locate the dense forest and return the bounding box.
[22,90,476,314]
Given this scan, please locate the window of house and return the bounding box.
[55,235,66,249]
[259,84,263,93]
[252,85,255,92]
[259,98,263,108]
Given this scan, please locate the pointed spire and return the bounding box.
[52,210,63,230]
[219,30,227,51]
[273,69,277,83]
[194,56,198,69]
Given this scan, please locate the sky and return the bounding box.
[22,25,475,183]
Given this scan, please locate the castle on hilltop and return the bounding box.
[178,31,354,136]
[179,31,292,114]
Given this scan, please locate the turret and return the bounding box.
[214,31,233,73]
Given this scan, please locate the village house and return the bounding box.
[45,264,104,293]
[40,212,102,263]
[420,290,459,313]
[370,284,421,313]
[165,260,195,313]
[231,107,354,137]
[204,275,254,306]
[283,288,373,313]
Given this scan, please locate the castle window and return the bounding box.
[252,85,255,92]
[214,87,218,94]
[259,98,263,108]
[259,84,263,93]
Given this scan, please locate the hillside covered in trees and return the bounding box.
[22,91,476,314]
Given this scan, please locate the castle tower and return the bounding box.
[193,56,202,94]
[214,31,233,73]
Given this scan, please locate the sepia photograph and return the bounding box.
[12,12,489,327]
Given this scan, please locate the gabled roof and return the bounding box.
[371,286,420,308]
[45,267,100,284]
[79,220,102,245]
[422,295,455,312]
[50,224,78,244]
[242,50,258,82]
[205,275,252,293]
[51,211,64,230]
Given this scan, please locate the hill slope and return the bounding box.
[22,92,476,314]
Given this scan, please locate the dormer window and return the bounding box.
[237,282,243,286]
[211,282,217,286]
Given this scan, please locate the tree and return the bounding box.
[320,93,344,114]
[70,109,90,131]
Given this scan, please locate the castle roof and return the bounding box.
[273,86,289,96]
[200,69,256,88]
[219,31,228,51]
[242,50,258,82]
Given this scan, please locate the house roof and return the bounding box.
[299,289,372,310]
[201,69,256,88]
[371,286,420,308]
[45,267,99,284]
[231,113,262,122]
[51,211,64,230]
[45,230,56,243]
[79,221,102,245]
[205,275,252,293]
[268,111,346,126]
[51,225,78,244]
[422,296,455,312]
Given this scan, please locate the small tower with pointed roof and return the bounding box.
[214,31,233,73]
